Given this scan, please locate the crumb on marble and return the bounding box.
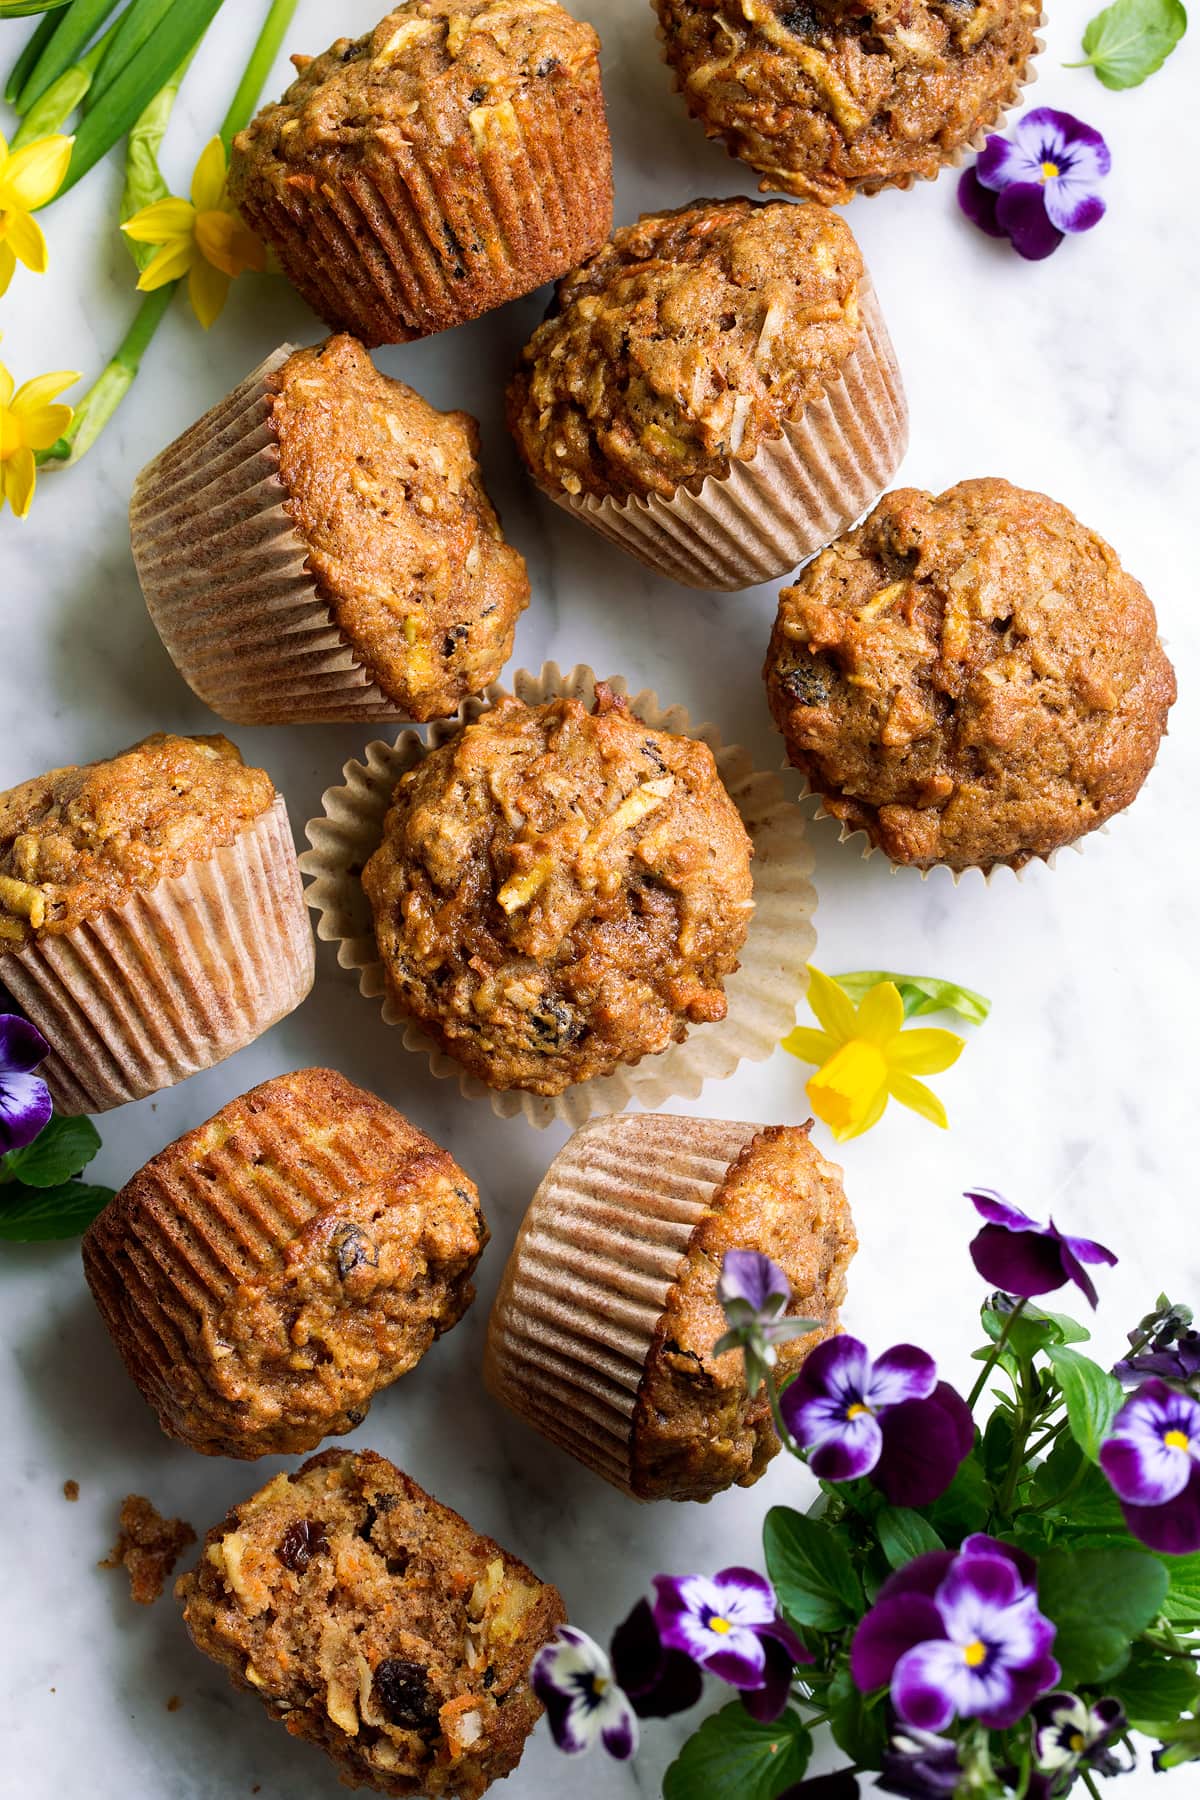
[63,1480,79,1501]
[100,1494,196,1605]
[166,1695,182,1713]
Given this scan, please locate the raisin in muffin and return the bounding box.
[178,1450,565,1798]
[83,1070,487,1457]
[764,479,1176,872]
[131,336,530,725]
[654,0,1041,204]
[0,734,312,1112]
[229,0,613,346]
[486,1114,856,1500]
[361,684,755,1093]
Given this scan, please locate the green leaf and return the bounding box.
[1076,0,1187,87]
[1037,1547,1169,1685]
[833,969,990,1026]
[0,1179,114,1241]
[2,1114,100,1187]
[877,1507,944,1570]
[1045,1345,1125,1463]
[763,1506,863,1631]
[1030,1437,1128,1533]
[1160,1553,1200,1623]
[981,1301,1090,1356]
[0,2,73,16]
[828,1664,888,1766]
[663,1704,812,1800]
[15,0,119,112]
[85,0,174,112]
[5,11,60,104]
[926,1453,991,1543]
[1109,1645,1200,1728]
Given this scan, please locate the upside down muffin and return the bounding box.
[228,0,613,346]
[361,684,755,1093]
[485,1113,856,1500]
[654,0,1041,204]
[178,1450,565,1797]
[83,1070,487,1457]
[764,479,1176,872]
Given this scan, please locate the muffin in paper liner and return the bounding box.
[482,1111,854,1500]
[1,797,314,1115]
[551,278,908,592]
[300,662,817,1128]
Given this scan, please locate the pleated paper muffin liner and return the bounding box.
[553,278,908,591]
[235,64,613,348]
[483,1112,759,1495]
[2,797,315,1115]
[300,662,817,1129]
[130,347,415,728]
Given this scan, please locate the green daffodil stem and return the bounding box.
[219,0,297,149]
[10,14,119,146]
[41,281,176,466]
[966,1298,1029,1410]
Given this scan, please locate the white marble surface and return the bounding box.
[1,2,1196,1795]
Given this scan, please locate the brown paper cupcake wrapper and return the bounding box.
[554,279,908,591]
[2,797,314,1115]
[130,348,414,727]
[483,1112,758,1494]
[236,67,612,347]
[300,662,817,1128]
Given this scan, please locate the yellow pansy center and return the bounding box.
[708,1617,733,1636]
[591,1672,610,1696]
[846,1402,872,1420]
[963,1640,987,1669]
[1041,160,1059,181]
[1069,1732,1087,1753]
[1165,1428,1190,1452]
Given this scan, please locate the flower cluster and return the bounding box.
[959,108,1111,260]
[122,137,266,330]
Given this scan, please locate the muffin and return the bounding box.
[485,1113,856,1501]
[83,1070,487,1458]
[228,0,613,348]
[178,1450,565,1798]
[0,734,312,1114]
[654,0,1041,205]
[764,479,1177,873]
[361,683,755,1094]
[130,336,530,726]
[507,196,906,588]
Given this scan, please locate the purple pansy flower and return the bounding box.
[1033,1692,1128,1782]
[878,1726,962,1798]
[967,1190,1117,1308]
[531,1625,638,1759]
[715,1250,822,1397]
[780,1336,974,1507]
[609,1599,703,1720]
[0,1013,52,1156]
[958,108,1110,261]
[653,1567,810,1721]
[1100,1379,1200,1553]
[851,1536,1060,1732]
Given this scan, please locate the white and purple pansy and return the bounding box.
[531,1625,638,1760]
[967,1189,1117,1309]
[0,1013,52,1156]
[850,1536,1060,1732]
[1100,1379,1200,1553]
[1032,1692,1127,1781]
[780,1336,974,1507]
[958,107,1111,262]
[653,1567,811,1721]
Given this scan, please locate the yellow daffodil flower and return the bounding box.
[0,361,79,519]
[783,966,965,1141]
[121,136,266,329]
[0,132,73,297]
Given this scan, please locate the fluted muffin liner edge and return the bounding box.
[1,795,315,1114]
[299,661,817,1129]
[550,278,909,591]
[483,1113,762,1497]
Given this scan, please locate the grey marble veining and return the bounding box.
[0,1,1196,1795]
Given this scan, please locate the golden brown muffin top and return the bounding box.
[632,1123,856,1500]
[177,1450,565,1800]
[507,197,863,503]
[0,733,275,949]
[270,337,529,721]
[765,479,1177,872]
[363,685,755,1094]
[231,0,600,174]
[654,0,1041,204]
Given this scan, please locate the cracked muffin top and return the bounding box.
[270,336,528,721]
[507,196,864,503]
[654,0,1041,204]
[362,684,755,1093]
[0,734,274,948]
[764,479,1176,872]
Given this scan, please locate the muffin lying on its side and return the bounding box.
[229,0,613,346]
[486,1113,856,1501]
[764,479,1177,873]
[131,335,530,726]
[83,1070,487,1458]
[178,1450,565,1799]
[362,684,755,1094]
[0,733,312,1113]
